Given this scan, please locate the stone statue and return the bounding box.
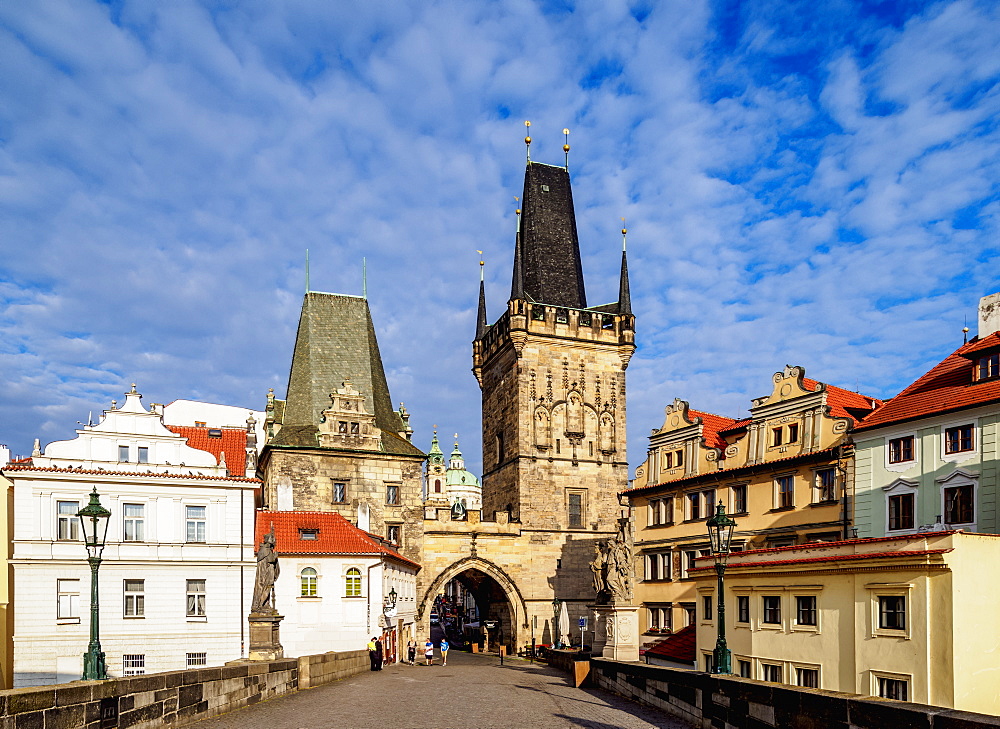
[589,528,633,605]
[251,528,280,613]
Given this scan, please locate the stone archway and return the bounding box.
[417,556,527,650]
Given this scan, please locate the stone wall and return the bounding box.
[589,659,1000,729]
[0,650,369,729]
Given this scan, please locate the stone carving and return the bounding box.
[589,524,633,605]
[251,527,280,613]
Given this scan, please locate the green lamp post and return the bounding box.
[551,598,562,649]
[77,487,111,680]
[706,500,737,675]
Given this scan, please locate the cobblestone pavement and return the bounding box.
[191,651,695,729]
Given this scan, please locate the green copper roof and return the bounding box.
[428,431,444,465]
[276,292,423,458]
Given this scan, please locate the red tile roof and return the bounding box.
[645,625,695,664]
[802,378,882,423]
[166,425,248,477]
[1,464,259,482]
[717,418,751,435]
[688,410,737,450]
[254,510,419,569]
[856,336,1000,430]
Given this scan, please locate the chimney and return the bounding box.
[979,293,1000,339]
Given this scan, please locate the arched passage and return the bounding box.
[418,557,527,652]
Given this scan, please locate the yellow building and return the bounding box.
[690,531,1000,713]
[625,366,881,649]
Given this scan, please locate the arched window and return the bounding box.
[434,479,442,493]
[300,567,317,597]
[345,568,362,597]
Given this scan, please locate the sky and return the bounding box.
[1,0,999,478]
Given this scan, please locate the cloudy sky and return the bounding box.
[2,0,998,476]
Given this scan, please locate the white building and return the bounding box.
[260,510,419,664]
[2,386,260,686]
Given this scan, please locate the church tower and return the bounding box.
[473,159,635,537]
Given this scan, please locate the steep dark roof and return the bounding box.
[279,292,422,457]
[514,163,587,308]
[618,249,631,316]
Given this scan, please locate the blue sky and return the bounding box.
[1,0,998,477]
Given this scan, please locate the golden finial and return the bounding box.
[514,196,521,235]
[621,217,627,251]
[563,128,570,170]
[477,250,484,281]
[524,121,531,162]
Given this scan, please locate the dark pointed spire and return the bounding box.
[476,272,488,341]
[618,224,631,316]
[515,163,587,308]
[510,199,524,301]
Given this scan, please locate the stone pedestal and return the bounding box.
[248,612,284,661]
[589,604,639,662]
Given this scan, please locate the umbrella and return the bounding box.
[558,601,571,649]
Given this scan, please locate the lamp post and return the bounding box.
[77,487,111,680]
[706,500,736,675]
[551,598,562,649]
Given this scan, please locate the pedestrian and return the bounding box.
[407,639,417,665]
[440,637,449,666]
[375,637,384,670]
[424,639,434,666]
[367,637,378,672]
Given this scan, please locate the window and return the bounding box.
[797,668,819,688]
[434,479,442,494]
[186,579,206,617]
[738,660,751,678]
[647,607,671,632]
[118,445,130,462]
[122,654,145,676]
[300,529,318,540]
[687,493,700,520]
[945,424,974,454]
[345,568,362,597]
[877,676,908,701]
[338,421,348,433]
[975,353,999,381]
[704,489,716,517]
[684,604,696,625]
[649,498,672,526]
[888,493,914,531]
[878,596,905,630]
[682,550,697,579]
[889,436,914,464]
[795,596,817,626]
[387,525,400,545]
[332,482,347,503]
[350,422,359,434]
[702,595,713,622]
[186,652,207,668]
[704,654,713,672]
[771,427,783,447]
[737,596,750,623]
[386,484,400,505]
[788,423,799,443]
[555,308,569,323]
[57,501,80,540]
[124,579,144,617]
[732,484,747,514]
[814,469,836,503]
[137,446,149,464]
[776,476,794,509]
[645,553,659,581]
[57,579,80,622]
[123,503,144,542]
[531,305,546,321]
[663,449,683,469]
[194,421,207,428]
[568,491,584,528]
[300,568,318,597]
[762,663,782,683]
[762,596,781,624]
[944,484,974,525]
[186,506,206,543]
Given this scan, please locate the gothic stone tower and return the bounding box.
[473,161,635,582]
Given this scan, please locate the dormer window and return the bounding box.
[338,421,348,433]
[299,529,319,540]
[975,353,999,382]
[208,429,222,438]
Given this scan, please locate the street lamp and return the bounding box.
[706,500,736,675]
[77,487,111,680]
[384,587,397,611]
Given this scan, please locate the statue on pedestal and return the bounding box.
[251,527,280,614]
[589,521,632,605]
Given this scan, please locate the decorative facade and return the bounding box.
[1,386,259,686]
[853,293,1000,538]
[424,431,482,512]
[625,367,881,647]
